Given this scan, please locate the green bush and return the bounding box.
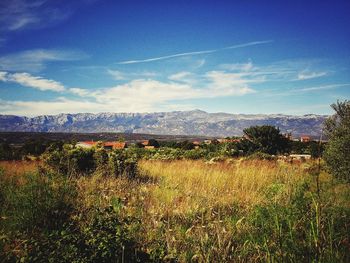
[43,145,138,178]
[108,151,138,178]
[323,100,350,182]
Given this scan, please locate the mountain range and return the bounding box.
[0,110,328,138]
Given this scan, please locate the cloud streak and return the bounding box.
[0,49,87,72]
[116,40,273,64]
[298,83,350,92]
[297,71,328,80]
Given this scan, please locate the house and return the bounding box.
[141,140,149,146]
[300,136,311,143]
[103,141,127,150]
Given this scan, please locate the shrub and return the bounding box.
[323,100,350,182]
[182,149,206,160]
[43,145,138,178]
[108,151,138,178]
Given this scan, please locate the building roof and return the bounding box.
[141,140,149,146]
[104,141,126,149]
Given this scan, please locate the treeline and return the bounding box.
[0,125,326,162]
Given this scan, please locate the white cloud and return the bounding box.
[168,71,193,82]
[297,71,327,80]
[206,70,262,91]
[0,71,65,92]
[117,40,273,64]
[0,49,87,72]
[69,87,90,96]
[0,71,7,81]
[65,70,256,110]
[0,69,257,115]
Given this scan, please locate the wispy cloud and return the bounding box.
[262,83,350,98]
[298,83,350,92]
[0,0,66,31]
[0,0,98,32]
[0,71,65,92]
[296,71,328,80]
[0,49,87,72]
[116,40,273,64]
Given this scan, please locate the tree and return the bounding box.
[323,100,350,182]
[148,139,160,148]
[243,125,290,155]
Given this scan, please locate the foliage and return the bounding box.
[109,150,138,178]
[243,125,290,154]
[323,100,350,182]
[43,145,138,178]
[147,139,160,148]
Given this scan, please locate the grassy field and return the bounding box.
[0,159,349,262]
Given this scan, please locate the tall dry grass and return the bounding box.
[0,161,39,177]
[2,159,348,262]
[138,159,304,215]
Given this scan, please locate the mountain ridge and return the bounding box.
[0,110,328,137]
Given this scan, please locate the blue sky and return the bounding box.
[0,0,349,116]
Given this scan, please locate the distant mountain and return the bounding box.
[0,110,328,138]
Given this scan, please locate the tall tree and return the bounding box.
[323,100,350,182]
[243,125,290,155]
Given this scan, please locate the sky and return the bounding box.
[0,0,349,116]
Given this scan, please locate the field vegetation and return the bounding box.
[1,156,349,262]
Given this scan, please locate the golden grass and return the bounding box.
[138,159,304,216]
[0,160,39,177]
[2,159,348,262]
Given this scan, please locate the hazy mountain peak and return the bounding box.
[0,110,328,137]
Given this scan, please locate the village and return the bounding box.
[75,133,323,161]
